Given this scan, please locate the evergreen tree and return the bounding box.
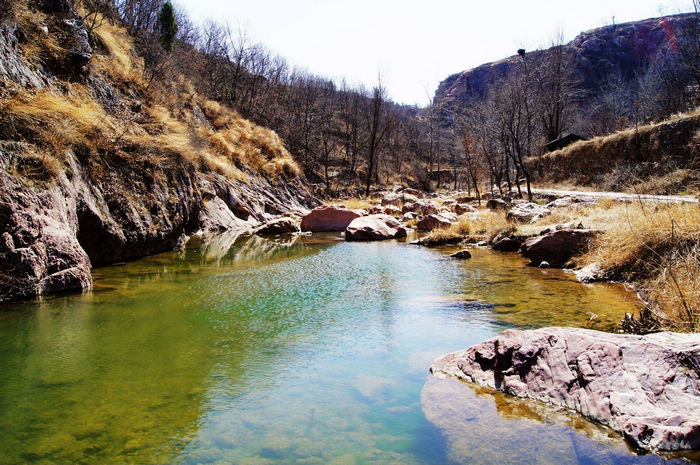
[158,2,178,52]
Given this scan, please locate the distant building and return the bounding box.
[545,133,587,152]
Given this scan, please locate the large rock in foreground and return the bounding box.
[519,228,598,267]
[300,206,361,232]
[430,327,700,451]
[345,214,407,241]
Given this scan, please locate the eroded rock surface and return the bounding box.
[430,327,700,451]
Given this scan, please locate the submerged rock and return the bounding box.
[519,228,599,267]
[449,249,472,259]
[430,327,700,451]
[300,206,361,232]
[345,214,407,241]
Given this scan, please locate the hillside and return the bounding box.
[528,110,700,194]
[435,14,696,108]
[0,1,317,302]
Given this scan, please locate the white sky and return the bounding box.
[177,0,694,106]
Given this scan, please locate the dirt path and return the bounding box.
[531,188,699,204]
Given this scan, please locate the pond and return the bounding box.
[0,232,695,464]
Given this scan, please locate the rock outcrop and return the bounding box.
[430,327,700,451]
[0,144,315,302]
[519,228,599,267]
[300,206,361,232]
[435,15,696,111]
[345,214,407,241]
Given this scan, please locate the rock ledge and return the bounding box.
[430,327,700,451]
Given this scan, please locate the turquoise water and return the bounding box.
[0,232,695,464]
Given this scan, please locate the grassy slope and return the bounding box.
[0,6,299,189]
[528,110,700,195]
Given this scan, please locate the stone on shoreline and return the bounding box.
[430,327,700,451]
[345,214,407,241]
[300,206,361,232]
[519,228,599,267]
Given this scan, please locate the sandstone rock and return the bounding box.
[490,231,526,252]
[402,187,424,198]
[539,221,584,235]
[454,195,476,203]
[381,192,418,206]
[575,262,609,283]
[453,203,476,215]
[430,327,700,451]
[506,202,550,223]
[252,217,300,236]
[402,200,439,216]
[519,228,599,267]
[450,249,472,259]
[416,214,452,231]
[300,206,361,232]
[382,205,401,216]
[345,214,407,241]
[486,198,508,211]
[546,196,597,208]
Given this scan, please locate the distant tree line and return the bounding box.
[76,0,700,197]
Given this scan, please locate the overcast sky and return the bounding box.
[177,0,694,106]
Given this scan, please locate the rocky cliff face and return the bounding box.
[0,1,317,302]
[435,14,695,106]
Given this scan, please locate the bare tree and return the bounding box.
[364,76,389,196]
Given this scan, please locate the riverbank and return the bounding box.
[327,187,698,333]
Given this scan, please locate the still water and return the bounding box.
[0,232,695,464]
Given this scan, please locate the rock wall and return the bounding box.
[0,142,316,302]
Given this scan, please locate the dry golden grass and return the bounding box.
[327,197,374,210]
[422,211,511,245]
[91,17,142,83]
[641,243,699,332]
[571,201,700,331]
[2,86,114,151]
[529,109,700,192]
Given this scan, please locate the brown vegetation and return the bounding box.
[422,212,511,245]
[0,3,300,186]
[528,110,700,194]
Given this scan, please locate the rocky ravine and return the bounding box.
[430,327,700,452]
[0,142,316,302]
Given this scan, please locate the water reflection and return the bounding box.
[0,232,684,464]
[422,377,695,465]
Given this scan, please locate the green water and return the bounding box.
[0,232,694,464]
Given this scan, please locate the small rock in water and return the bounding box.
[450,250,472,260]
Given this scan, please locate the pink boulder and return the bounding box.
[430,327,700,452]
[416,214,452,231]
[301,206,361,232]
[345,214,407,241]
